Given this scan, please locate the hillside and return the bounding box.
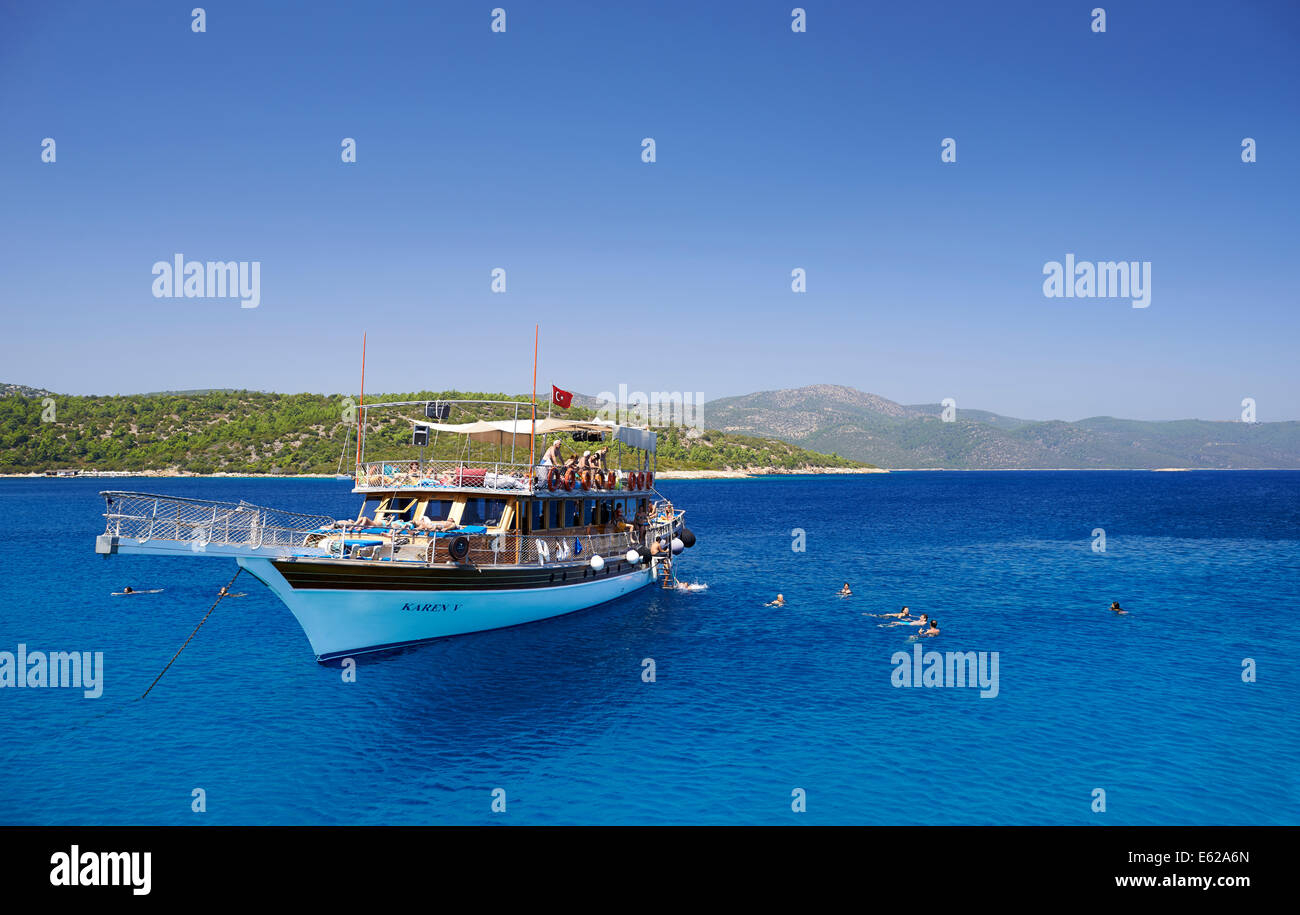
[705,385,1300,469]
[0,388,870,475]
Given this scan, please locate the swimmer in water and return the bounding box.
[766,594,785,607]
[1109,601,1128,615]
[839,583,852,597]
[920,619,940,636]
[875,606,911,619]
[880,612,928,629]
[121,586,133,594]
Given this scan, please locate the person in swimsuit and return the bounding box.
[880,612,928,628]
[920,619,940,636]
[839,583,852,596]
[1109,601,1128,614]
[766,594,785,607]
[415,515,459,533]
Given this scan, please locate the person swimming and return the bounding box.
[1109,601,1128,614]
[121,586,133,594]
[920,619,940,636]
[766,594,786,607]
[839,583,852,596]
[875,606,911,619]
[880,612,928,629]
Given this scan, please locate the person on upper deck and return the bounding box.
[542,439,564,467]
[415,514,459,533]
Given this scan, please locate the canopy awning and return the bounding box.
[412,417,656,453]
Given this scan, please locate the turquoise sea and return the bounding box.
[0,471,1296,825]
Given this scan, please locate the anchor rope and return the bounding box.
[1,569,243,757]
[139,566,243,700]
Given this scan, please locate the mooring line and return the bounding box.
[2,569,243,758]
[139,566,243,700]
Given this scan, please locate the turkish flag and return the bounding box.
[552,385,573,409]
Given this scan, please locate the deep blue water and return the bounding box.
[1,472,1297,825]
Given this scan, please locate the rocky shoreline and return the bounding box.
[654,466,887,479]
[1,466,886,481]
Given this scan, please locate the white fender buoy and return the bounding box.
[626,549,641,564]
[590,554,605,571]
[671,538,684,554]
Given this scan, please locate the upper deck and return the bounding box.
[352,399,658,497]
[353,459,657,496]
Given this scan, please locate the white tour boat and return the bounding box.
[94,398,696,660]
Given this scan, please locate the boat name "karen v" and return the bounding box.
[400,602,462,613]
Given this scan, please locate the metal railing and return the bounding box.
[437,530,635,565]
[317,528,641,567]
[100,492,674,568]
[354,459,536,493]
[354,459,654,494]
[101,491,336,550]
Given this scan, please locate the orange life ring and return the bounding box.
[581,469,592,490]
[645,472,654,489]
[547,467,562,492]
[634,472,644,490]
[606,471,616,490]
[562,469,575,491]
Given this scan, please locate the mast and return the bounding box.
[530,325,538,487]
[355,332,366,470]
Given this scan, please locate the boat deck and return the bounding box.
[98,491,680,569]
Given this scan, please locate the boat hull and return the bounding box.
[238,556,658,660]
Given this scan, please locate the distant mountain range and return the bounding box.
[6,382,1296,472]
[702,385,1300,469]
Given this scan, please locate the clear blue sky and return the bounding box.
[1,1,1297,421]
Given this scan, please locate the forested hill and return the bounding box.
[0,389,869,474]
